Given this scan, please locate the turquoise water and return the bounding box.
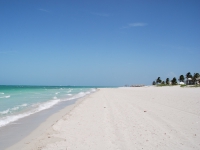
[0,85,96,127]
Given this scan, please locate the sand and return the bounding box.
[6,86,200,150]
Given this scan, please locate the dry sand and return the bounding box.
[7,86,200,150]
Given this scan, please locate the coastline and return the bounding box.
[6,87,200,150]
[2,90,95,150]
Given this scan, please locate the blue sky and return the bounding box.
[0,0,200,86]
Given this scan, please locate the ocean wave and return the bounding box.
[11,107,19,111]
[90,88,96,92]
[0,89,96,128]
[55,92,60,95]
[0,103,28,115]
[67,89,72,93]
[0,109,10,115]
[0,95,10,99]
[67,91,90,100]
[11,104,27,111]
[0,100,60,127]
[20,103,28,107]
[66,89,96,101]
[0,93,4,94]
[36,99,60,111]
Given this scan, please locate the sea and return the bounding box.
[0,85,96,128]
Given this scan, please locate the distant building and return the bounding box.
[179,82,185,85]
[196,77,200,84]
[186,78,193,85]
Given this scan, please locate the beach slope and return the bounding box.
[7,86,200,150]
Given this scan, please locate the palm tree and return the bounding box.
[186,72,192,79]
[171,77,177,85]
[166,78,170,85]
[193,73,200,84]
[179,75,185,82]
[152,81,156,85]
[156,77,161,84]
[186,72,193,85]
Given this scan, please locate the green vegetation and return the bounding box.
[186,72,192,79]
[193,73,200,84]
[171,77,177,85]
[190,84,200,88]
[152,71,200,86]
[179,75,185,82]
[166,78,169,85]
[156,77,162,84]
[157,84,170,87]
[180,84,187,87]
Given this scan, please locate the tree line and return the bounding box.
[152,72,200,85]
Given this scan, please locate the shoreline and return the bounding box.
[6,87,200,150]
[2,90,96,150]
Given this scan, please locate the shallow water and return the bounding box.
[0,98,77,150]
[0,85,96,128]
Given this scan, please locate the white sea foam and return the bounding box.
[0,99,61,127]
[67,94,72,96]
[11,107,19,111]
[0,88,96,128]
[67,91,90,100]
[0,93,4,94]
[11,104,27,111]
[0,103,28,115]
[0,109,10,115]
[0,113,32,127]
[36,99,60,111]
[53,96,57,99]
[0,95,10,99]
[90,88,96,92]
[20,103,27,107]
[70,89,96,100]
[55,92,60,95]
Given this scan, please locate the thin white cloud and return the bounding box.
[122,22,147,28]
[39,8,50,13]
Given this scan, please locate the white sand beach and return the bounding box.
[7,86,200,150]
